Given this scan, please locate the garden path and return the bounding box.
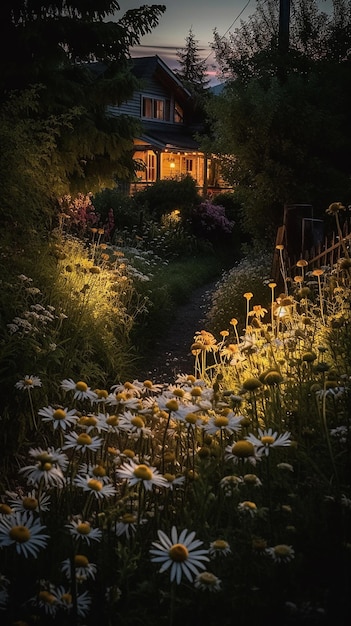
[136,279,219,383]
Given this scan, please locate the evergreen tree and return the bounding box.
[204,0,351,242]
[176,27,210,94]
[0,1,166,195]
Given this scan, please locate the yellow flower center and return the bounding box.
[95,388,108,399]
[173,388,185,398]
[232,440,255,458]
[243,474,258,484]
[25,378,33,386]
[61,593,72,605]
[164,473,175,482]
[169,543,188,562]
[42,462,53,471]
[39,591,57,605]
[143,380,153,389]
[185,413,198,424]
[274,544,291,557]
[22,496,38,510]
[74,554,89,567]
[53,408,66,420]
[87,479,102,491]
[79,416,97,427]
[212,539,229,550]
[0,504,12,515]
[190,386,202,397]
[214,416,229,428]
[163,451,176,463]
[133,464,153,481]
[106,415,119,426]
[77,522,91,535]
[9,525,30,543]
[93,465,106,477]
[123,449,135,458]
[131,416,144,429]
[242,500,257,510]
[261,436,275,446]
[166,399,179,412]
[76,381,88,392]
[77,433,92,446]
[37,452,53,464]
[121,513,137,524]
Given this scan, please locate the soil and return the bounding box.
[136,279,219,383]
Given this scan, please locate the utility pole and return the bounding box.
[278,0,291,55]
[278,0,291,81]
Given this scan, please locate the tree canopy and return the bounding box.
[205,0,351,241]
[175,28,210,95]
[0,1,166,214]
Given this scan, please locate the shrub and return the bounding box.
[134,175,201,221]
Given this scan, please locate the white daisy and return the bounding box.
[194,571,222,592]
[163,473,186,490]
[203,412,243,436]
[32,586,61,616]
[38,405,78,431]
[119,410,153,437]
[266,544,295,563]
[77,462,110,483]
[19,453,66,488]
[116,460,168,491]
[60,379,98,403]
[63,431,102,454]
[73,474,116,499]
[245,428,292,456]
[61,555,97,582]
[65,518,102,544]
[0,511,49,558]
[6,489,51,514]
[209,539,232,558]
[114,513,147,539]
[238,500,258,517]
[57,587,92,618]
[15,375,42,390]
[150,526,209,584]
[224,440,261,466]
[28,446,69,472]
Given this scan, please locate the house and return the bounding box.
[107,55,229,195]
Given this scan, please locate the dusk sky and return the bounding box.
[117,0,254,84]
[117,1,333,84]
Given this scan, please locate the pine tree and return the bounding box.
[176,28,210,94]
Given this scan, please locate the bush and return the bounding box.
[134,175,201,221]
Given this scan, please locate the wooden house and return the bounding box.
[107,55,228,194]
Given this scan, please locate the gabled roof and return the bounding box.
[130,55,192,103]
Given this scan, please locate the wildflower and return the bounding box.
[277,462,294,472]
[15,375,42,390]
[60,379,97,402]
[224,440,260,466]
[242,377,262,391]
[65,518,102,544]
[163,473,185,490]
[57,587,92,618]
[63,431,102,454]
[115,513,147,538]
[194,571,221,592]
[6,489,51,514]
[38,405,78,431]
[116,460,168,491]
[150,526,209,584]
[203,411,243,436]
[243,473,262,487]
[209,539,231,558]
[19,449,67,488]
[61,555,97,582]
[238,501,257,516]
[74,475,116,499]
[0,511,49,558]
[119,410,152,437]
[245,428,291,456]
[266,544,295,563]
[34,587,61,616]
[326,201,345,215]
[220,474,243,495]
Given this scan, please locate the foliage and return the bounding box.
[0,248,350,625]
[92,188,145,236]
[192,200,235,240]
[0,1,166,195]
[205,0,351,242]
[206,248,272,335]
[175,27,210,95]
[134,175,201,222]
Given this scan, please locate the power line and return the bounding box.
[204,0,252,62]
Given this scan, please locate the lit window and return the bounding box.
[147,153,156,181]
[142,96,171,122]
[185,158,193,173]
[174,102,183,123]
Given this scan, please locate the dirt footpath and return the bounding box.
[136,279,218,383]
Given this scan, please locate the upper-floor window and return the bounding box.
[142,96,183,123]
